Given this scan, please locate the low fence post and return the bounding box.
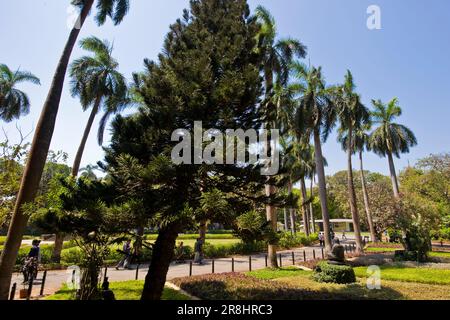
[189,261,193,277]
[292,252,295,265]
[212,260,215,274]
[321,248,324,259]
[279,254,282,267]
[103,266,108,283]
[265,255,268,267]
[135,264,140,280]
[9,283,16,300]
[303,251,306,262]
[232,258,235,272]
[313,250,316,260]
[26,277,33,300]
[40,270,47,296]
[248,256,252,271]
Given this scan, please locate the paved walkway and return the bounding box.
[11,242,357,300]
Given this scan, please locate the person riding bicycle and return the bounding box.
[22,239,41,283]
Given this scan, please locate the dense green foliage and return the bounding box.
[312,261,356,284]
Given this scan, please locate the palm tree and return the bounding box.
[369,98,417,198]
[354,124,378,242]
[70,36,128,176]
[0,0,130,300]
[256,5,307,268]
[291,62,337,252]
[336,70,370,253]
[0,64,40,122]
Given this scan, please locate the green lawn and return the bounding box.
[246,266,450,300]
[354,265,450,285]
[46,281,191,300]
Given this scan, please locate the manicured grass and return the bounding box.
[174,239,241,248]
[246,267,450,300]
[354,265,450,285]
[429,251,450,259]
[247,267,308,280]
[46,281,191,300]
[145,233,236,240]
[365,247,397,253]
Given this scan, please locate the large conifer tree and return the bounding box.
[102,0,279,300]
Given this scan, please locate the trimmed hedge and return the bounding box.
[312,262,356,284]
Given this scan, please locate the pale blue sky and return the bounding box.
[1,0,449,177]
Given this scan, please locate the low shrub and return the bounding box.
[278,232,318,249]
[312,262,356,284]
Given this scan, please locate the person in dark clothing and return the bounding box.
[22,240,41,283]
[116,239,132,270]
[193,238,204,265]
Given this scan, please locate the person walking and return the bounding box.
[318,232,325,247]
[116,239,132,270]
[193,238,204,265]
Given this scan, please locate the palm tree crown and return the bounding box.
[70,36,129,145]
[291,62,337,140]
[0,64,40,122]
[71,0,130,26]
[369,98,417,158]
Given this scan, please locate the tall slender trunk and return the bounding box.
[0,1,94,300]
[266,184,278,268]
[283,208,289,232]
[359,151,377,242]
[199,220,207,243]
[309,178,316,234]
[72,97,101,176]
[299,178,310,236]
[51,232,65,263]
[346,125,363,253]
[387,151,400,198]
[313,129,332,252]
[287,181,296,234]
[141,223,180,300]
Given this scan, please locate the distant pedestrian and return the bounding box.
[194,238,204,265]
[342,231,347,240]
[116,239,132,270]
[318,232,325,247]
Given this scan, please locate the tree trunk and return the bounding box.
[141,224,180,300]
[287,180,296,233]
[72,97,101,176]
[346,125,363,253]
[199,220,207,243]
[299,179,310,236]
[313,129,332,252]
[387,151,400,198]
[266,184,278,268]
[310,178,316,234]
[283,208,289,232]
[51,233,65,263]
[359,151,377,242]
[0,1,94,300]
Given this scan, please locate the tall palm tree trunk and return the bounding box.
[72,97,101,176]
[283,208,289,231]
[359,151,377,242]
[0,1,94,300]
[313,129,332,252]
[266,184,278,268]
[309,178,316,234]
[299,178,310,236]
[387,151,400,198]
[346,126,363,253]
[287,181,296,234]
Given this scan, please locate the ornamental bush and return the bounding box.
[312,261,356,284]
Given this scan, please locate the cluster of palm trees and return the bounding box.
[254,6,417,261]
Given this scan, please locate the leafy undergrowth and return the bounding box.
[46,281,191,300]
[354,265,450,285]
